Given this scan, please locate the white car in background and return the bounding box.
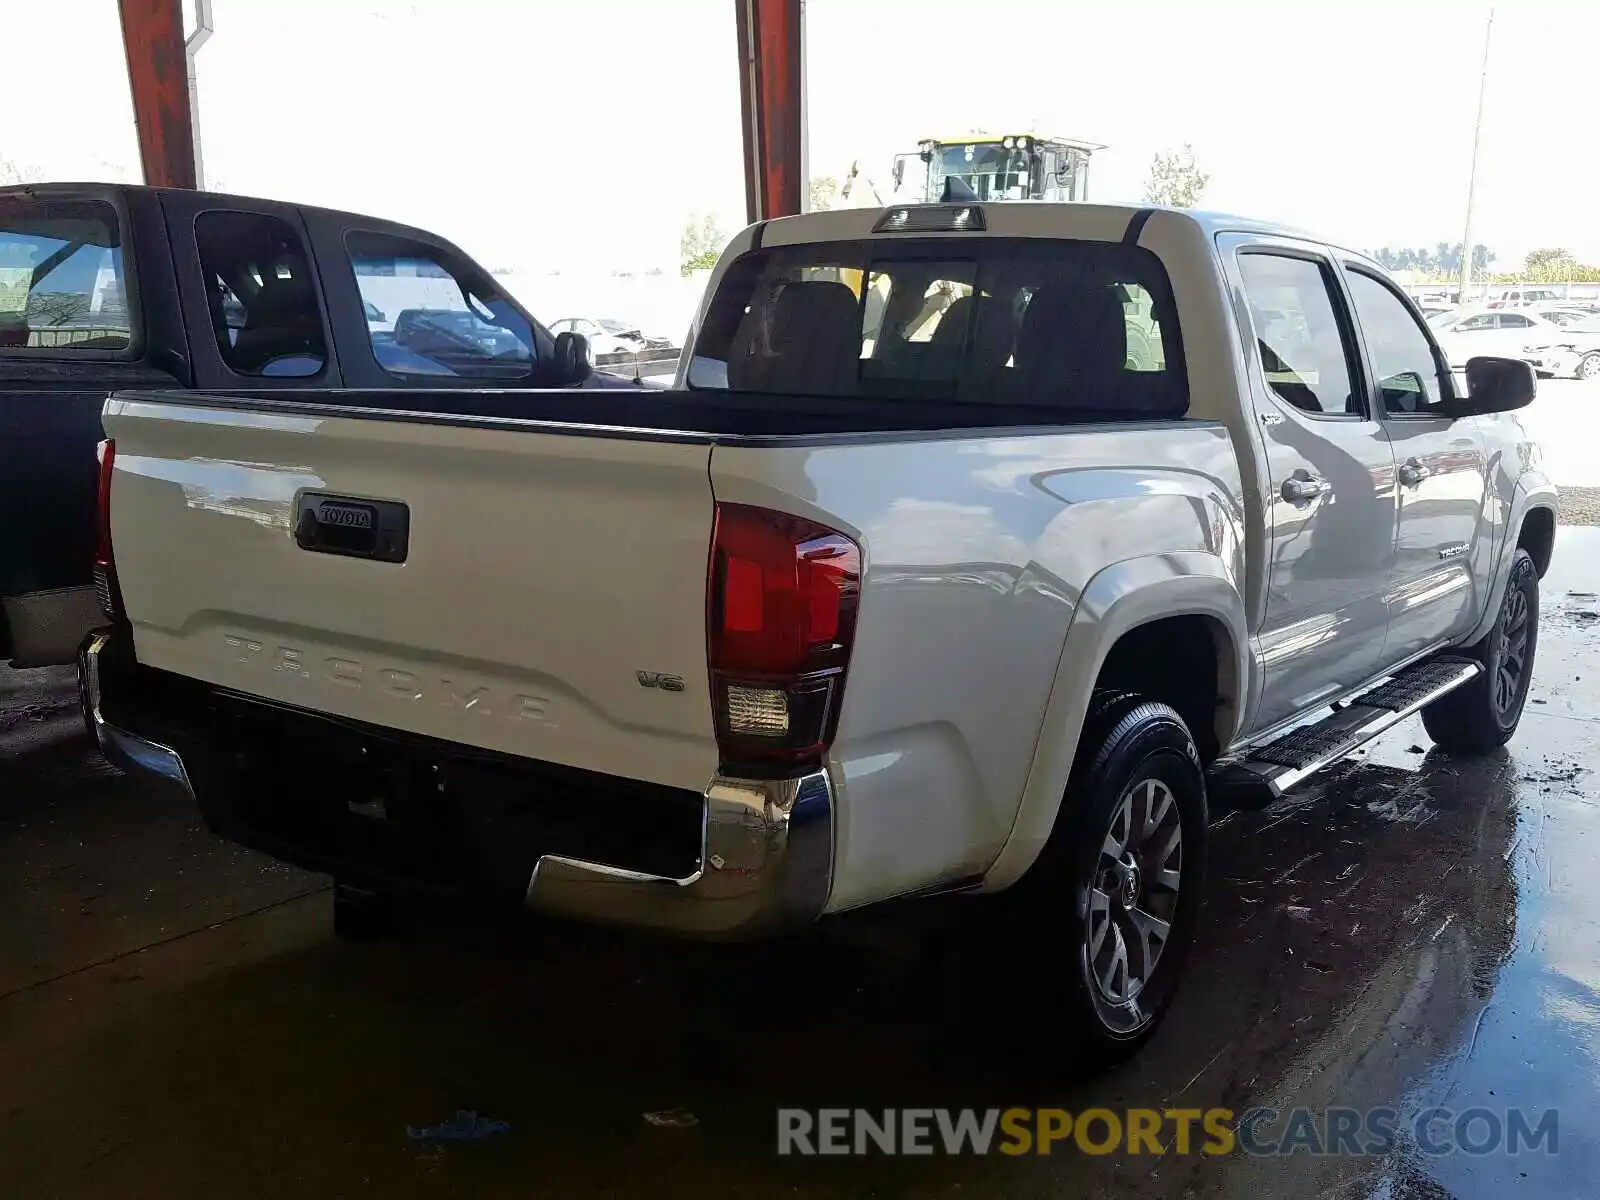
[1526,310,1600,380]
[1533,307,1600,330]
[1489,287,1563,308]
[548,316,670,358]
[1438,308,1600,379]
[1436,309,1557,363]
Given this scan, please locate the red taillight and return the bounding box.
[93,439,124,621]
[708,503,861,765]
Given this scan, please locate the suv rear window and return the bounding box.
[687,237,1185,420]
[0,197,131,351]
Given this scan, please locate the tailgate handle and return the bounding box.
[294,492,409,563]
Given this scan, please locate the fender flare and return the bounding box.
[980,551,1249,891]
[1463,479,1558,647]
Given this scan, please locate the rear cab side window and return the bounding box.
[195,210,327,378]
[0,196,132,353]
[1237,251,1363,418]
[688,237,1186,421]
[345,231,541,381]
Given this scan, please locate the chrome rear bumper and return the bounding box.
[524,770,833,938]
[78,631,834,939]
[79,631,194,801]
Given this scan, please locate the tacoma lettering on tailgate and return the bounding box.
[222,634,554,724]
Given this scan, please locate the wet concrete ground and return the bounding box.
[1,529,1597,1198]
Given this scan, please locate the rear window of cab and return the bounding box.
[688,237,1186,420]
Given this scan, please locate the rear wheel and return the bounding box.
[1011,694,1208,1066]
[1422,548,1539,754]
[1576,351,1600,381]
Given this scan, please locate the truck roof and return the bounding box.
[756,201,1325,248]
[0,181,454,249]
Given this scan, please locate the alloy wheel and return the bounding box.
[1494,584,1531,716]
[1086,777,1183,1022]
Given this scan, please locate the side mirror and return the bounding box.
[1442,355,1536,417]
[892,159,905,188]
[551,331,591,385]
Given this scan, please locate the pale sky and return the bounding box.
[4,0,1597,275]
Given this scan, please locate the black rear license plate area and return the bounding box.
[210,695,706,897]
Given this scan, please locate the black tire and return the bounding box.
[333,881,398,941]
[1010,693,1208,1067]
[1578,351,1600,381]
[1422,548,1539,754]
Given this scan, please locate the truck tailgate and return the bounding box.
[103,396,720,792]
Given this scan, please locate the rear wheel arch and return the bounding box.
[981,556,1247,892]
[1093,614,1235,765]
[1462,494,1557,649]
[1517,505,1555,579]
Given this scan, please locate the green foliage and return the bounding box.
[679,213,726,277]
[1377,244,1600,284]
[1523,247,1581,282]
[1372,243,1495,278]
[808,177,839,212]
[680,249,720,276]
[1142,144,1209,209]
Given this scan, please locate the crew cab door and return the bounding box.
[1225,237,1398,729]
[1340,264,1490,662]
[159,192,341,388]
[297,210,555,390]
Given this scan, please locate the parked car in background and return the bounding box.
[1439,307,1600,379]
[549,316,671,357]
[85,200,1554,1066]
[1532,307,1600,330]
[0,183,614,668]
[1435,308,1568,368]
[392,308,525,362]
[1524,341,1600,380]
[1522,313,1600,379]
[1489,287,1562,308]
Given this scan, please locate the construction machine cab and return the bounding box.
[892,134,1103,204]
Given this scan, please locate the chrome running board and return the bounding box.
[1211,656,1481,803]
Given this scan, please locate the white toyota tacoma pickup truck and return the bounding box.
[80,201,1555,1063]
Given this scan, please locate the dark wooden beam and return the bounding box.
[118,0,196,188]
[735,0,805,223]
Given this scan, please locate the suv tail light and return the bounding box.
[708,503,861,766]
[93,439,125,621]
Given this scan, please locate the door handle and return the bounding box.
[1398,458,1432,487]
[1280,475,1331,504]
[294,492,410,563]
